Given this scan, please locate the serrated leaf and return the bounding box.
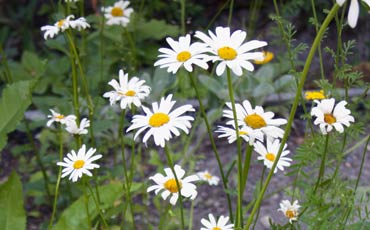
[0,171,26,230]
[0,80,34,151]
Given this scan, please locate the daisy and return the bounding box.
[336,0,370,28]
[147,164,198,205]
[126,94,194,147]
[201,213,234,230]
[254,51,274,64]
[40,15,90,40]
[254,138,292,173]
[194,26,267,76]
[197,170,220,186]
[57,144,102,182]
[305,90,326,100]
[223,99,287,140]
[154,34,209,74]
[311,98,355,134]
[65,118,90,135]
[103,69,151,109]
[215,125,263,145]
[278,200,301,224]
[46,109,76,127]
[101,0,134,27]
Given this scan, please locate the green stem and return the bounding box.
[226,68,243,227]
[252,167,266,229]
[244,4,340,229]
[227,0,234,27]
[124,28,137,72]
[48,125,64,229]
[310,0,325,80]
[180,0,186,35]
[164,145,185,230]
[188,200,195,230]
[86,182,109,228]
[83,179,92,229]
[187,72,234,221]
[0,46,13,83]
[332,133,347,180]
[314,134,330,193]
[242,144,253,192]
[354,135,370,192]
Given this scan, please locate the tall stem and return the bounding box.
[313,134,330,193]
[187,72,234,221]
[86,183,109,228]
[242,144,253,192]
[244,4,340,229]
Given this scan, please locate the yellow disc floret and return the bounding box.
[285,210,296,219]
[57,19,65,28]
[212,227,222,230]
[125,90,136,97]
[149,112,170,127]
[73,160,85,169]
[324,113,336,124]
[305,90,326,100]
[164,178,182,193]
[218,46,237,60]
[265,153,276,162]
[244,113,267,129]
[111,7,124,17]
[177,51,191,62]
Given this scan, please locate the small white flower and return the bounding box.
[65,0,79,2]
[336,0,370,28]
[311,98,355,135]
[65,118,90,135]
[223,99,287,140]
[40,15,90,40]
[201,213,234,230]
[194,26,267,76]
[57,144,102,182]
[154,34,209,74]
[126,94,194,147]
[215,125,264,145]
[278,200,301,224]
[46,109,76,127]
[69,17,90,31]
[147,164,198,205]
[254,138,292,173]
[103,69,151,109]
[197,170,220,186]
[102,0,134,27]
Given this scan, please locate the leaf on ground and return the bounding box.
[0,171,26,230]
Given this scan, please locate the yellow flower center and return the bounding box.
[239,130,248,135]
[124,90,136,96]
[212,227,222,230]
[204,172,212,180]
[55,114,65,120]
[177,51,191,62]
[285,210,296,219]
[254,51,274,64]
[305,90,326,100]
[111,7,124,17]
[149,112,170,127]
[73,160,85,169]
[324,113,336,124]
[57,19,65,28]
[164,178,182,193]
[244,114,267,129]
[265,153,276,162]
[218,46,237,60]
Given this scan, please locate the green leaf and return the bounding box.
[0,171,26,230]
[133,18,179,41]
[198,74,228,99]
[54,182,124,230]
[0,80,34,151]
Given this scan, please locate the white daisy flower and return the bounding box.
[336,0,370,28]
[154,34,209,74]
[65,0,79,2]
[215,125,264,145]
[197,170,220,186]
[47,109,76,127]
[201,213,234,230]
[223,99,287,140]
[194,26,267,76]
[278,200,301,224]
[103,69,151,109]
[102,0,134,27]
[65,118,90,135]
[57,144,102,182]
[311,98,355,135]
[254,138,292,173]
[126,94,195,147]
[147,164,198,205]
[40,15,90,40]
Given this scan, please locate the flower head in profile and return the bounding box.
[197,170,220,186]
[57,144,102,182]
[278,200,301,224]
[305,90,326,100]
[40,15,90,40]
[126,94,194,147]
[102,0,134,27]
[223,100,287,140]
[154,34,209,74]
[103,69,151,109]
[215,125,264,145]
[65,118,90,135]
[254,138,292,173]
[147,164,198,205]
[254,51,274,64]
[311,98,355,134]
[194,26,267,76]
[47,109,76,127]
[201,213,234,230]
[336,0,370,28]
